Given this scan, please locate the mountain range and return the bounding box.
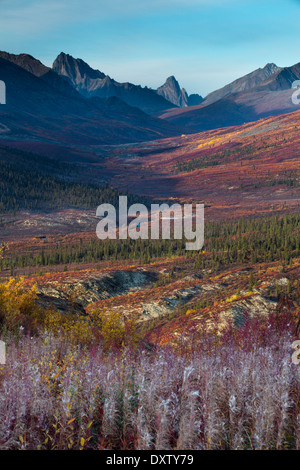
[0,52,185,147]
[1,50,300,148]
[52,52,178,115]
[160,62,300,130]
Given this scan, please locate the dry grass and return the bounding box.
[0,309,299,450]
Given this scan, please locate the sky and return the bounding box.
[0,0,300,96]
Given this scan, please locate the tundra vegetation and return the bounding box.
[0,143,300,449]
[2,212,299,274]
[0,283,299,450]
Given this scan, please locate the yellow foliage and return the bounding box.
[197,138,221,149]
[0,277,37,312]
[185,309,196,315]
[88,307,138,349]
[0,277,138,349]
[88,307,125,348]
[0,277,42,334]
[44,309,94,345]
[226,294,239,303]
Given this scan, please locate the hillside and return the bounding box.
[160,62,300,131]
[204,63,280,106]
[96,108,300,220]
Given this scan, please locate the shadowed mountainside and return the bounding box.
[160,62,300,131]
[204,63,280,106]
[52,52,178,115]
[0,56,185,145]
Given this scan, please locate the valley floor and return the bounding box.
[1,110,300,449]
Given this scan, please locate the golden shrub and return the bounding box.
[0,277,43,334]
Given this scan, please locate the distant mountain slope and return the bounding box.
[160,62,300,132]
[160,88,297,131]
[0,50,79,98]
[52,52,177,115]
[156,75,203,107]
[203,63,280,106]
[0,51,50,76]
[254,62,300,92]
[0,56,185,145]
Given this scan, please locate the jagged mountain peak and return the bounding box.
[52,53,177,114]
[263,63,279,72]
[0,54,183,145]
[52,52,106,85]
[255,61,300,92]
[165,75,180,85]
[157,75,202,107]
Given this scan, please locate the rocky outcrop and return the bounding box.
[141,285,201,320]
[156,76,203,107]
[218,294,277,330]
[35,269,158,313]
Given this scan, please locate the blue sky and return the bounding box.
[0,0,300,96]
